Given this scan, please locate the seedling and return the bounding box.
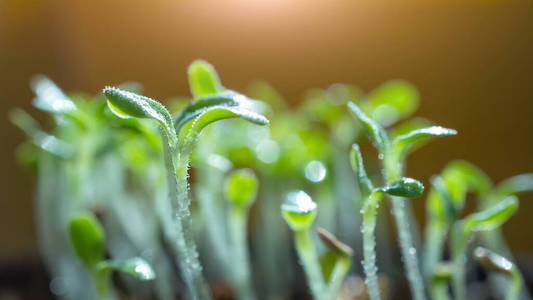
[350,144,424,300]
[104,60,268,300]
[68,212,155,300]
[348,101,455,300]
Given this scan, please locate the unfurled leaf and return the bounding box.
[69,212,105,267]
[224,168,258,207]
[248,80,287,113]
[427,175,455,222]
[9,109,73,158]
[103,87,177,146]
[188,59,223,98]
[362,80,419,127]
[495,173,533,197]
[98,257,156,280]
[464,196,518,232]
[350,144,373,199]
[382,177,424,198]
[390,117,432,139]
[31,75,77,114]
[393,126,457,160]
[347,101,389,151]
[281,190,317,231]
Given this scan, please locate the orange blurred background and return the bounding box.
[1,0,533,265]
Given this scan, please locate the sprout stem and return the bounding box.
[383,154,426,300]
[293,229,327,299]
[228,206,257,300]
[362,191,383,300]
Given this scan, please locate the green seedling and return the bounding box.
[224,169,259,300]
[104,59,268,300]
[450,196,518,300]
[348,101,455,300]
[282,191,352,299]
[351,144,424,300]
[430,263,452,300]
[69,212,155,300]
[474,247,523,300]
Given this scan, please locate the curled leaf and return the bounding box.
[382,177,424,198]
[103,87,177,146]
[69,212,105,267]
[393,126,456,160]
[98,257,156,281]
[281,190,317,231]
[427,175,455,223]
[464,196,518,233]
[350,144,373,199]
[347,101,389,151]
[188,59,223,98]
[31,75,77,113]
[224,168,259,207]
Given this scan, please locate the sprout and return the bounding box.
[224,168,259,207]
[281,190,317,231]
[382,177,424,198]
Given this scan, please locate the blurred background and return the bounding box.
[1,0,533,292]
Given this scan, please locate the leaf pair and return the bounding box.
[104,60,269,153]
[68,212,155,280]
[347,101,456,162]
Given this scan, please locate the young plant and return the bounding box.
[69,212,155,300]
[450,196,518,300]
[281,190,352,299]
[223,169,259,300]
[429,263,452,300]
[348,101,456,300]
[103,59,268,300]
[350,144,424,300]
[473,247,523,300]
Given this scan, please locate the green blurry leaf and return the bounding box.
[98,257,156,281]
[440,160,492,213]
[362,80,419,127]
[103,87,177,147]
[495,174,533,197]
[350,144,373,199]
[31,75,77,114]
[224,168,259,207]
[393,126,457,160]
[281,190,317,231]
[464,196,518,232]
[427,175,455,223]
[247,80,287,113]
[69,212,105,267]
[347,101,389,151]
[9,109,73,158]
[382,177,424,198]
[188,59,223,98]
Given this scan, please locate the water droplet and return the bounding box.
[255,139,280,164]
[408,247,417,255]
[304,160,327,182]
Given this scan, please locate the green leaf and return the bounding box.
[393,126,457,160]
[495,173,533,197]
[69,212,105,267]
[382,177,424,198]
[247,80,287,113]
[31,75,77,113]
[188,59,224,98]
[350,144,373,199]
[103,87,177,146]
[177,92,269,150]
[224,168,259,207]
[427,175,455,223]
[464,196,518,232]
[440,160,492,213]
[362,80,419,127]
[347,101,389,151]
[281,190,317,231]
[9,109,73,158]
[98,257,156,281]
